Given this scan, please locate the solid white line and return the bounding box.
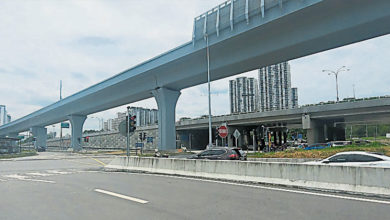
[128,173,390,205]
[94,189,149,204]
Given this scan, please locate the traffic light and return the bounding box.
[126,115,137,133]
[138,132,147,141]
[83,136,89,142]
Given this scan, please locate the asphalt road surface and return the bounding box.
[0,152,389,220]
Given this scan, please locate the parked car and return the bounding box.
[188,147,247,160]
[36,146,46,152]
[304,151,390,167]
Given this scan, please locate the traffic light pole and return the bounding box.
[126,106,130,157]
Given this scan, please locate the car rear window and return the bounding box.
[232,149,241,155]
[351,154,383,162]
[209,149,226,155]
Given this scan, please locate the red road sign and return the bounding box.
[218,125,228,138]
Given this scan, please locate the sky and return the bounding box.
[0,0,389,135]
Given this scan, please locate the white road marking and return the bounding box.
[128,173,390,205]
[26,172,53,177]
[94,189,149,204]
[47,170,71,175]
[3,174,55,184]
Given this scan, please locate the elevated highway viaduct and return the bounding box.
[176,98,390,148]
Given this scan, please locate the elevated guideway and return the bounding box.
[1,0,390,150]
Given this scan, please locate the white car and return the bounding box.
[304,151,390,167]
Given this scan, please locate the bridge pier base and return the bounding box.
[152,87,181,150]
[30,126,47,149]
[306,120,326,145]
[68,115,87,151]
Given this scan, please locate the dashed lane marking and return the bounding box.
[94,189,149,204]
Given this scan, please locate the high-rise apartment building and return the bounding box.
[229,77,259,113]
[0,105,11,126]
[258,62,298,112]
[291,87,298,109]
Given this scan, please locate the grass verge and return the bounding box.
[248,143,390,159]
[0,150,37,159]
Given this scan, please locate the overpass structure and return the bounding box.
[0,0,390,150]
[176,98,390,146]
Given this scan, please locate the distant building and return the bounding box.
[0,105,11,126]
[229,77,259,113]
[104,107,158,131]
[291,88,298,109]
[258,62,298,111]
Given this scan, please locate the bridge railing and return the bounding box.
[192,0,287,44]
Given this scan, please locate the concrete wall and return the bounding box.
[24,125,159,151]
[107,157,390,196]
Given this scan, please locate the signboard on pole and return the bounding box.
[233,129,240,139]
[61,122,69,128]
[218,125,228,138]
[233,129,240,147]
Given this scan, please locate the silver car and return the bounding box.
[304,151,390,167]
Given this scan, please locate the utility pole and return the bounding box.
[353,84,356,99]
[205,34,212,149]
[323,66,350,102]
[59,80,63,150]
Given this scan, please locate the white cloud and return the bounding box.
[0,0,389,135]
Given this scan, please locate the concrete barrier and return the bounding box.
[106,156,390,196]
[247,158,317,163]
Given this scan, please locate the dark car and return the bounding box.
[36,146,46,152]
[188,147,247,160]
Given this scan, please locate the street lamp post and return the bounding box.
[205,34,212,149]
[322,66,350,102]
[90,116,103,131]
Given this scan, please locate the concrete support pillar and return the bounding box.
[283,132,287,144]
[228,126,235,148]
[30,126,47,149]
[68,115,87,151]
[278,131,282,146]
[306,120,325,145]
[152,87,181,150]
[273,132,277,145]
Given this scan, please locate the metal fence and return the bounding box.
[0,137,21,154]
